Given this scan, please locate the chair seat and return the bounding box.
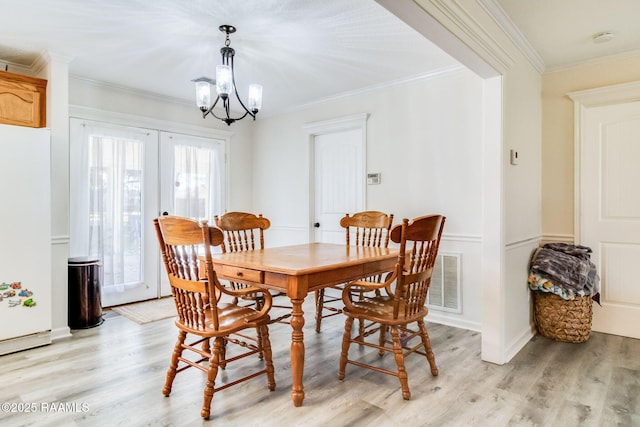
[343,295,428,325]
[176,302,270,335]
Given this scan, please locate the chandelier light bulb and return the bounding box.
[195,80,211,111]
[248,84,263,112]
[215,65,233,97]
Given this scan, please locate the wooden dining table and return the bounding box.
[209,242,398,407]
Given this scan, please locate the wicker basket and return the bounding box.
[533,291,593,343]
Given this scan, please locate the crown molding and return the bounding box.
[31,50,74,77]
[478,0,545,73]
[545,48,640,74]
[267,64,465,118]
[69,74,193,107]
[0,60,32,76]
[418,0,515,74]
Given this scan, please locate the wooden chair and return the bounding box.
[215,211,291,324]
[338,214,445,400]
[154,216,275,420]
[314,211,394,333]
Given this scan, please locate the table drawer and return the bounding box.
[219,265,264,283]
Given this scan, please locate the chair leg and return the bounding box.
[219,338,227,369]
[163,330,186,396]
[378,324,387,357]
[260,324,276,391]
[314,289,324,333]
[358,318,365,341]
[390,326,411,400]
[201,337,224,420]
[338,316,354,380]
[418,320,438,376]
[256,326,264,360]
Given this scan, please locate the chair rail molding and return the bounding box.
[541,233,574,244]
[51,235,70,245]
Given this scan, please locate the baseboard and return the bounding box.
[51,326,72,341]
[0,331,51,355]
[504,324,535,363]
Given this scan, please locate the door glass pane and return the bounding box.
[88,136,143,289]
[160,132,225,221]
[172,144,222,219]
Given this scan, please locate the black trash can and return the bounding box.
[68,257,104,329]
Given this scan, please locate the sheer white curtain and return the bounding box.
[162,132,225,221]
[70,120,149,294]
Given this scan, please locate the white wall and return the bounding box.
[251,69,485,330]
[502,59,542,359]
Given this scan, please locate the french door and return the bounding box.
[70,119,226,306]
[158,132,227,296]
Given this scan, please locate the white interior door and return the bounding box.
[581,100,640,339]
[159,132,227,295]
[312,128,364,243]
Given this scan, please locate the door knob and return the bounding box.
[313,222,320,228]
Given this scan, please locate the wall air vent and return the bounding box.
[427,253,461,313]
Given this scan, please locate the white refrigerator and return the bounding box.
[0,123,52,355]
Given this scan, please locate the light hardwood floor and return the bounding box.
[1,298,638,427]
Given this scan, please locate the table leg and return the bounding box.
[290,297,305,406]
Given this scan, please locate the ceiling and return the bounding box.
[0,0,637,117]
[497,0,640,70]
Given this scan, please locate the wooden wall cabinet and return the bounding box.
[0,70,47,128]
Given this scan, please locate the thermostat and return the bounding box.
[367,173,381,185]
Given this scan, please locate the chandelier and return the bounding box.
[194,25,263,126]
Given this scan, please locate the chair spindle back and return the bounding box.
[215,212,270,253]
[154,216,224,331]
[389,215,445,320]
[340,211,394,248]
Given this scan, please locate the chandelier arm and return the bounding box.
[229,56,256,120]
[210,107,251,124]
[202,95,221,119]
[210,94,253,123]
[232,87,257,120]
[210,97,230,121]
